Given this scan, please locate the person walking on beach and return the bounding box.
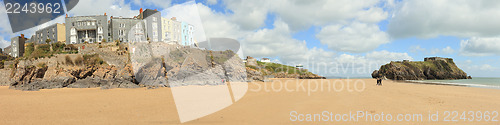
[376,77,382,86]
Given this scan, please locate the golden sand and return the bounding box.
[0,79,499,124]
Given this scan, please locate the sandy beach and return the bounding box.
[1,79,499,124]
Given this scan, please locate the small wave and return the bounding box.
[406,80,500,89]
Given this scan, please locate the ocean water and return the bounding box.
[410,77,500,89]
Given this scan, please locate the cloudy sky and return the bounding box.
[0,0,499,77]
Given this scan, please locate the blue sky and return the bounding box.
[0,0,499,77]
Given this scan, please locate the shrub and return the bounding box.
[74,56,84,66]
[0,60,4,69]
[36,62,47,68]
[24,43,34,57]
[65,55,74,65]
[66,44,78,50]
[30,44,51,59]
[51,42,66,52]
[115,40,120,46]
[83,54,105,66]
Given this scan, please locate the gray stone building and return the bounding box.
[34,23,66,44]
[109,17,146,43]
[65,15,109,44]
[11,34,28,58]
[137,9,162,42]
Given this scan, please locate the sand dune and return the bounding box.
[0,79,499,124]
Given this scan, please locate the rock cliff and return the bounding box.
[371,57,471,80]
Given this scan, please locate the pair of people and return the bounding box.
[376,77,382,86]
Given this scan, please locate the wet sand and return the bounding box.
[0,79,499,124]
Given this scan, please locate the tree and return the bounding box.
[45,39,52,44]
[46,39,53,51]
[115,40,120,46]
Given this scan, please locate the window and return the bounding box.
[98,27,103,33]
[153,17,157,22]
[91,21,95,26]
[119,30,124,36]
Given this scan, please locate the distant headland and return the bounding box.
[372,57,472,80]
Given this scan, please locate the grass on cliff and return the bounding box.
[23,42,78,60]
[249,61,312,75]
[384,60,461,73]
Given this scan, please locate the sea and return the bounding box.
[408,77,500,89]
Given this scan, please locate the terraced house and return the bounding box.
[136,9,162,42]
[65,14,109,44]
[33,23,66,44]
[109,16,147,43]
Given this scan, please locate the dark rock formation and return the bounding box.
[372,57,470,80]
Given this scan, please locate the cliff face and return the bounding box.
[1,42,247,91]
[372,57,471,80]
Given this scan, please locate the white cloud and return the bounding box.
[479,64,495,71]
[221,0,388,31]
[316,22,389,53]
[197,3,249,39]
[68,0,137,18]
[366,50,413,63]
[410,45,455,55]
[162,2,208,42]
[430,46,455,55]
[133,0,172,10]
[456,60,498,76]
[441,46,455,54]
[317,50,413,77]
[409,45,426,53]
[388,0,500,39]
[0,36,9,48]
[460,37,500,56]
[207,0,218,5]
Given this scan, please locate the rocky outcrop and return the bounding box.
[372,57,471,80]
[8,57,139,91]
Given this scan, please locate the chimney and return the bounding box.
[66,14,68,17]
[154,9,157,11]
[140,8,143,14]
[171,17,176,21]
[110,16,113,19]
[21,34,24,38]
[104,13,106,16]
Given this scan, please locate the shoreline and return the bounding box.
[402,79,500,89]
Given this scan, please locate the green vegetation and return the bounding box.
[82,54,105,66]
[0,60,4,69]
[45,39,52,44]
[65,55,74,65]
[252,61,311,75]
[24,43,34,57]
[115,40,120,46]
[74,56,83,66]
[23,42,78,60]
[29,44,52,59]
[384,60,462,73]
[36,62,47,68]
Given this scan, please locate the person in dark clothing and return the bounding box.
[376,77,382,86]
